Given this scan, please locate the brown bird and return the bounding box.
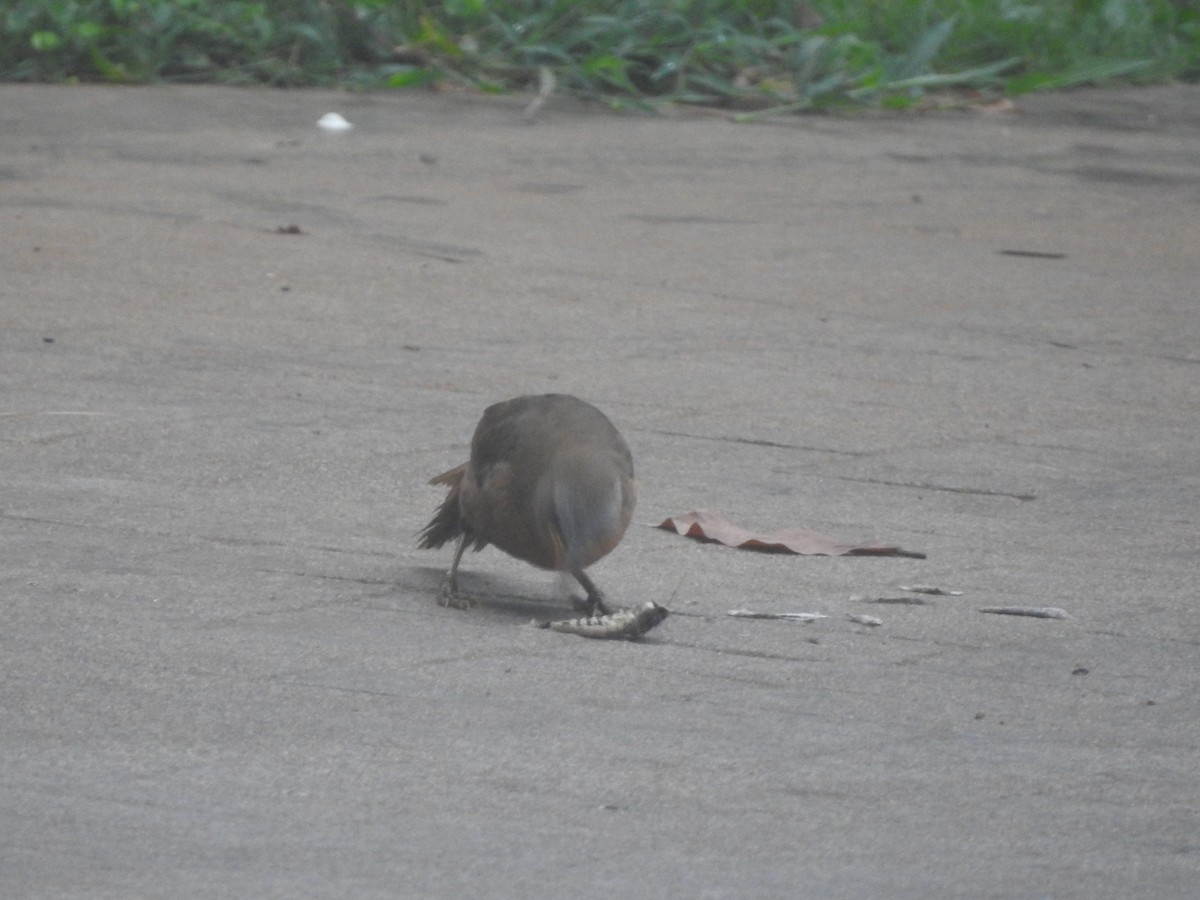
[418,394,636,614]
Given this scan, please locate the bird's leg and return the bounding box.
[571,569,612,617]
[439,534,473,609]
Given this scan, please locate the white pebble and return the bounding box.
[317,112,353,132]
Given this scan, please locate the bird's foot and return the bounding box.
[438,576,473,610]
[568,570,612,617]
[570,593,611,618]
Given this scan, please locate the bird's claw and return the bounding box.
[438,577,473,610]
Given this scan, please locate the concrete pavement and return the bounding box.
[2,82,1198,898]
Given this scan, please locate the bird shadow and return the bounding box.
[408,565,579,620]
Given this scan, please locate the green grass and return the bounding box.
[3,1,1198,110]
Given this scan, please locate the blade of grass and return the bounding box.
[1005,58,1153,93]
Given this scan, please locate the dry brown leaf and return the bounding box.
[657,509,925,559]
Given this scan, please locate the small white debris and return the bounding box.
[523,65,557,121]
[979,606,1071,620]
[847,614,883,626]
[727,610,826,622]
[317,112,353,132]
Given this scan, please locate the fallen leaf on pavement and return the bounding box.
[657,510,926,558]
